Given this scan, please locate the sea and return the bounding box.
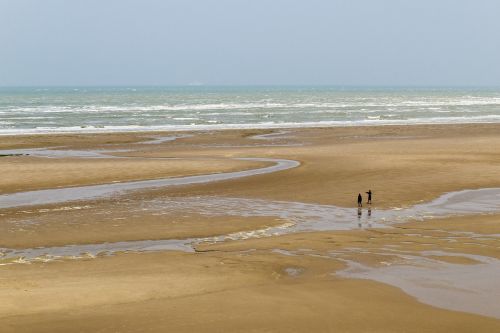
[1,86,500,135]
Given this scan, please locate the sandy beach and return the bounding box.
[1,124,500,332]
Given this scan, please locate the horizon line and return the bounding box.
[1,84,500,89]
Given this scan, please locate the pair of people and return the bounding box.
[357,190,372,207]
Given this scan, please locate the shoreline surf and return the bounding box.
[3,118,500,136]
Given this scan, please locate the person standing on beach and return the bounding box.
[357,193,363,207]
[366,190,372,204]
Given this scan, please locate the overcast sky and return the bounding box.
[1,0,499,86]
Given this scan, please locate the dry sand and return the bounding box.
[0,156,267,194]
[1,124,500,332]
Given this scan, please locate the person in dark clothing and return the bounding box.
[366,190,372,204]
[357,193,363,207]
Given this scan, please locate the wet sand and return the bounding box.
[1,124,500,332]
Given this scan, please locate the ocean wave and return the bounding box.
[0,116,61,120]
[3,115,500,135]
[3,97,500,115]
[1,103,292,113]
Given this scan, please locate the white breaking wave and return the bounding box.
[2,97,500,114]
[2,114,500,135]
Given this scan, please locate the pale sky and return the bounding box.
[1,0,499,86]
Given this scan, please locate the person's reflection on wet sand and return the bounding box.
[357,207,362,228]
[367,207,372,228]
